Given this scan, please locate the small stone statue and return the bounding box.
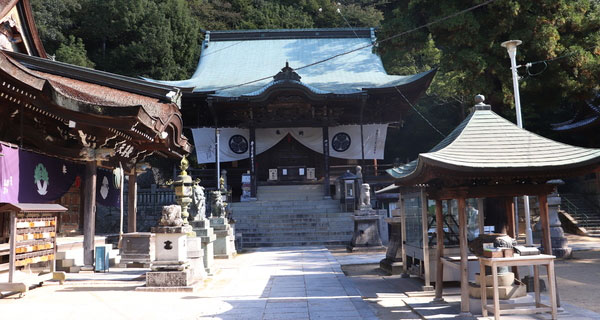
[210,190,227,217]
[355,165,363,179]
[359,183,371,210]
[191,179,206,221]
[159,204,183,227]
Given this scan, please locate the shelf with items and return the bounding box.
[0,203,67,297]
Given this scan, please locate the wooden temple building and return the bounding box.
[155,28,436,198]
[0,0,190,269]
[387,95,600,317]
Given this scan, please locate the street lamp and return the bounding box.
[501,40,534,251]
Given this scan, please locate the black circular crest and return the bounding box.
[332,132,351,152]
[229,135,248,154]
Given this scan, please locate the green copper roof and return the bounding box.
[387,104,600,184]
[151,28,435,97]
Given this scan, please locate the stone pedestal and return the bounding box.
[119,232,152,268]
[187,237,206,281]
[469,271,527,312]
[210,217,236,259]
[347,211,385,252]
[138,225,200,291]
[380,217,402,274]
[533,192,572,258]
[191,219,217,275]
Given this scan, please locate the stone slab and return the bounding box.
[151,225,193,234]
[145,269,192,287]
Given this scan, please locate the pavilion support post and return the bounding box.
[399,193,409,277]
[249,125,257,198]
[477,198,485,235]
[458,197,471,316]
[434,199,445,302]
[83,161,97,268]
[127,172,137,233]
[538,194,552,255]
[322,126,330,198]
[504,197,516,239]
[420,190,433,291]
[504,197,520,278]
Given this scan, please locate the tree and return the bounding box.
[30,0,81,54]
[379,0,600,148]
[54,35,95,68]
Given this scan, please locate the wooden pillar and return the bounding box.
[434,199,445,301]
[83,161,97,268]
[359,95,366,169]
[399,193,408,276]
[504,197,516,239]
[322,126,330,198]
[127,173,137,233]
[249,125,257,198]
[458,197,470,315]
[538,194,552,255]
[420,190,432,290]
[477,198,485,235]
[8,211,15,282]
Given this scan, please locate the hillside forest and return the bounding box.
[30,0,600,163]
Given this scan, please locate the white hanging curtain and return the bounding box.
[192,124,388,163]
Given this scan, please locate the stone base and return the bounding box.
[469,292,534,315]
[468,282,527,299]
[136,280,202,292]
[118,262,151,268]
[347,245,386,253]
[151,261,189,271]
[191,220,217,276]
[145,269,192,287]
[349,215,383,249]
[379,258,403,275]
[211,218,236,259]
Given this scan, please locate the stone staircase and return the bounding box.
[560,193,600,236]
[230,184,354,247]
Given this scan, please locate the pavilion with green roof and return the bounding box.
[387,95,600,317]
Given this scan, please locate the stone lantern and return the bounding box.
[168,156,193,225]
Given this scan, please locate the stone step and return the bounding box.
[231,200,340,208]
[243,240,350,248]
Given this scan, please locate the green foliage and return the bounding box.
[188,0,383,30]
[54,35,95,68]
[379,0,600,157]
[29,0,81,53]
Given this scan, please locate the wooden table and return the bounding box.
[479,254,557,320]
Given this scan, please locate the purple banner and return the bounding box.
[0,144,20,203]
[96,168,120,208]
[18,148,82,203]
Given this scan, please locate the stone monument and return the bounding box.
[347,183,385,252]
[533,185,572,258]
[189,178,217,275]
[138,205,200,291]
[210,187,236,259]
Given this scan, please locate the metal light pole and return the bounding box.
[215,128,220,190]
[501,40,534,253]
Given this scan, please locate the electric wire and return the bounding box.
[337,2,447,138]
[213,0,499,92]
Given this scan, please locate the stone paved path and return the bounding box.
[200,246,378,319]
[0,246,379,320]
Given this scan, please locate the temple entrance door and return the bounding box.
[256,134,321,183]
